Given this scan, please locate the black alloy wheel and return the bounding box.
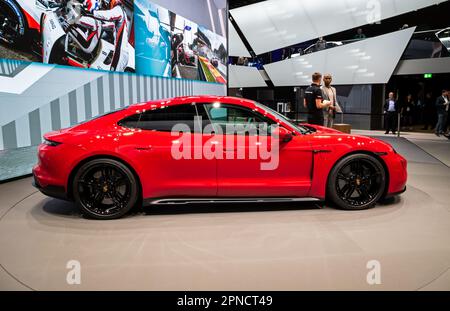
[0,0,26,45]
[73,159,139,219]
[327,154,386,210]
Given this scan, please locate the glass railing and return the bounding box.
[401,29,450,60]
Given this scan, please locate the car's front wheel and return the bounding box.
[72,159,139,220]
[327,154,386,210]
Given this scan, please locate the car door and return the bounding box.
[201,102,313,198]
[118,103,217,199]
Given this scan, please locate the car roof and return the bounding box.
[129,96,257,110]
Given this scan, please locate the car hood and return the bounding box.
[303,124,395,153]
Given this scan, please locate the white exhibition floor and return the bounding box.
[0,132,449,290]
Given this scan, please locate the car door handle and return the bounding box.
[135,145,152,151]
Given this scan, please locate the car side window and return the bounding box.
[202,103,276,136]
[118,104,209,132]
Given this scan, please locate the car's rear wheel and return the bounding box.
[72,159,138,220]
[0,0,27,45]
[327,154,386,210]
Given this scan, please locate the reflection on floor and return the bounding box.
[0,146,37,181]
[354,130,450,167]
[0,132,449,290]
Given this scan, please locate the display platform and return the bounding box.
[0,134,449,290]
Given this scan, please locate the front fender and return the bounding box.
[307,134,393,199]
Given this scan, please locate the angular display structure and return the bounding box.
[264,28,416,86]
[230,0,444,55]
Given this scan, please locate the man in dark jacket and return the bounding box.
[435,89,449,136]
[384,92,399,134]
[422,92,435,130]
[303,72,331,125]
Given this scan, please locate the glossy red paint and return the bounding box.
[33,96,407,203]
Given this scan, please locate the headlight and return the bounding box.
[43,138,61,147]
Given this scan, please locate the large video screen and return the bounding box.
[0,0,226,84]
[0,0,135,71]
[134,0,227,84]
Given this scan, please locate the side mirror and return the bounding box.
[275,127,293,143]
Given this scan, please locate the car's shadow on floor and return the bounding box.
[138,201,325,216]
[40,198,326,218]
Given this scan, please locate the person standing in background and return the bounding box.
[422,92,435,130]
[435,89,449,137]
[315,37,327,51]
[304,72,331,125]
[321,74,342,128]
[354,28,366,40]
[401,94,415,130]
[384,92,399,135]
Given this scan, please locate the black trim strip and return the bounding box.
[32,175,68,201]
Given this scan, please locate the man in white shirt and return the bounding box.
[321,74,342,128]
[384,92,398,134]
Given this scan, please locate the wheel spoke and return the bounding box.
[92,191,104,204]
[101,167,112,179]
[110,191,126,208]
[360,186,372,200]
[79,179,96,187]
[337,173,350,182]
[345,185,356,198]
[350,161,361,175]
[340,183,350,194]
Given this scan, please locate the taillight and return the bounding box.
[43,138,61,147]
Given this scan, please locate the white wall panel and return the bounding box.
[39,104,52,138]
[229,21,251,57]
[264,28,415,86]
[231,0,443,55]
[76,87,85,122]
[15,114,30,148]
[90,79,99,117]
[229,65,267,88]
[59,95,71,129]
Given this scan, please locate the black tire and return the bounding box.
[327,154,386,210]
[72,159,139,220]
[0,0,27,45]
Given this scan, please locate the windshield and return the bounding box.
[253,101,309,134]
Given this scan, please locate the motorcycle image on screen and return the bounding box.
[41,0,134,72]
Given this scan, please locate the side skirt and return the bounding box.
[143,197,322,206]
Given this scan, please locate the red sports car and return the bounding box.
[33,96,407,219]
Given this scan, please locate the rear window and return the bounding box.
[118,104,209,132]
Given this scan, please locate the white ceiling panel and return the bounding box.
[230,0,444,55]
[229,65,267,88]
[229,21,251,57]
[264,28,416,86]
